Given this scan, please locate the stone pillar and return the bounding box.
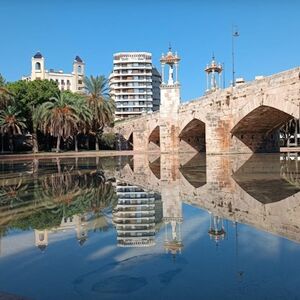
[132,130,148,152]
[159,84,180,153]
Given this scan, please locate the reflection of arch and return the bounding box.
[179,118,206,152]
[179,153,206,188]
[148,126,160,151]
[232,154,300,204]
[115,132,133,150]
[127,133,133,150]
[231,105,294,152]
[35,62,41,70]
[149,157,160,179]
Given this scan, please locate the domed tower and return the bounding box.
[204,55,223,93]
[75,214,88,246]
[34,229,48,252]
[31,52,45,80]
[73,55,85,92]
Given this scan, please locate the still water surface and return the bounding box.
[0,153,299,300]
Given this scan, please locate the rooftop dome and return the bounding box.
[37,244,47,252]
[75,55,83,63]
[33,52,43,59]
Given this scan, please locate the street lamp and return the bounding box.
[232,26,239,87]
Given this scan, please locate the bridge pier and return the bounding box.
[159,84,181,154]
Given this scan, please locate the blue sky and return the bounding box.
[1,0,300,101]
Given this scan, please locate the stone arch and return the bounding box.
[233,96,298,129]
[179,118,206,152]
[115,130,133,150]
[148,126,160,151]
[231,105,295,152]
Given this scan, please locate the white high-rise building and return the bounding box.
[109,52,161,119]
[22,52,85,93]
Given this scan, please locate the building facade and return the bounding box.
[109,52,161,119]
[113,182,162,247]
[22,52,85,93]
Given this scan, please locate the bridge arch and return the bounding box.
[231,102,296,152]
[179,118,206,152]
[115,130,133,150]
[148,126,160,151]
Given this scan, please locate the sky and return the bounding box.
[1,0,300,101]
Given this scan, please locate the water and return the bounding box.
[0,153,299,300]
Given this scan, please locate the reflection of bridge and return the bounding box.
[112,153,300,244]
[114,48,300,154]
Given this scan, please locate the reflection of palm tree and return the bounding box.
[0,179,29,208]
[2,162,117,233]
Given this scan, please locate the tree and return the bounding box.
[84,75,115,150]
[0,105,27,152]
[0,73,6,87]
[7,80,59,152]
[38,92,81,152]
[62,91,92,151]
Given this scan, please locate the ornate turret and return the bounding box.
[205,54,223,93]
[160,46,180,85]
[208,213,226,244]
[164,218,183,257]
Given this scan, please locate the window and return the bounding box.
[61,80,65,85]
[78,65,82,73]
[78,80,82,84]
[39,233,44,241]
[35,62,41,70]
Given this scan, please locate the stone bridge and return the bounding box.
[113,153,300,244]
[114,66,300,154]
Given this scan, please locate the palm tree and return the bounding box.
[84,75,115,150]
[0,105,27,152]
[72,94,92,151]
[0,87,14,110]
[38,92,81,152]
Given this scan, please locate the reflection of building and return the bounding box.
[109,52,161,119]
[113,183,162,247]
[208,213,226,243]
[22,52,85,92]
[34,214,88,251]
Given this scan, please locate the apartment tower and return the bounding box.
[109,52,161,119]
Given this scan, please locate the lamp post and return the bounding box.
[232,26,239,87]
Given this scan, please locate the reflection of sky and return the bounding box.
[1,205,300,300]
